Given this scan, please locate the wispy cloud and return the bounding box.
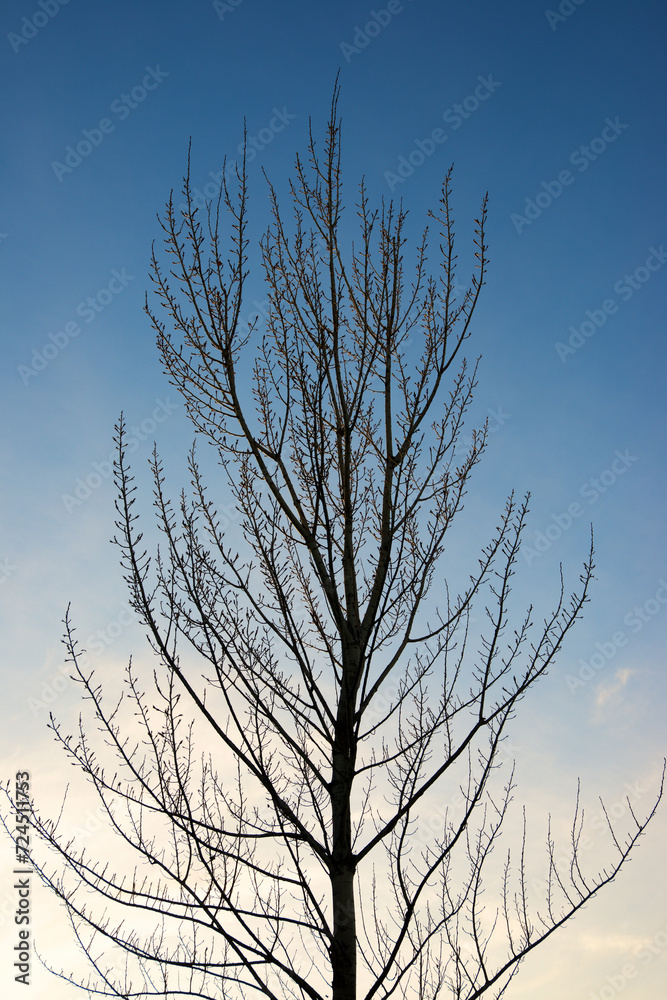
[578,930,649,954]
[595,667,635,709]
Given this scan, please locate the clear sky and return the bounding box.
[1,1,666,997]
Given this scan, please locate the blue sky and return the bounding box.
[1,1,666,997]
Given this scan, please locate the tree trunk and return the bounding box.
[331,867,356,1000]
[331,724,357,1000]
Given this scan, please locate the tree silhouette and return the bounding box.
[4,86,663,1000]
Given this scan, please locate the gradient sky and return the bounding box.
[1,1,666,998]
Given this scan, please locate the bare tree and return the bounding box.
[5,87,663,1000]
